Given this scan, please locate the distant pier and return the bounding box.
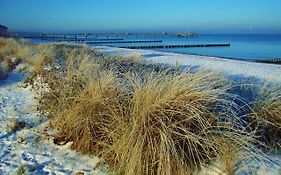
[19,32,231,50]
[46,38,125,42]
[21,32,198,41]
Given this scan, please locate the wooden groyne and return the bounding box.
[85,40,162,44]
[120,43,230,49]
[256,58,281,65]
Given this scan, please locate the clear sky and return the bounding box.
[0,0,281,34]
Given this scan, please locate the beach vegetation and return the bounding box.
[107,70,263,175]
[16,163,27,175]
[0,38,32,74]
[250,83,281,148]
[1,38,277,175]
[6,117,27,133]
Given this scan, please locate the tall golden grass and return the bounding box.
[103,70,260,175]
[1,38,277,174]
[0,38,32,75]
[28,42,265,174]
[54,70,122,154]
[35,48,127,156]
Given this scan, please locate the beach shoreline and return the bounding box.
[93,46,281,82]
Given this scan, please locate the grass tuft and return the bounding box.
[0,38,32,74]
[250,83,281,148]
[53,69,124,154]
[104,70,257,175]
[6,117,27,133]
[16,163,26,175]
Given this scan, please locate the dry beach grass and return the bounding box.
[0,38,32,78]
[250,83,281,148]
[104,71,260,175]
[1,37,280,174]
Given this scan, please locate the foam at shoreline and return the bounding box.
[93,46,281,82]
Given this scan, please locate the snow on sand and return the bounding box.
[93,46,281,83]
[0,72,107,175]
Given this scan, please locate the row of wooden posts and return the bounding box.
[38,32,198,41]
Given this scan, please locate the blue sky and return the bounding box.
[0,0,281,34]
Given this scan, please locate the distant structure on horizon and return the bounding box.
[176,32,198,38]
[0,24,9,37]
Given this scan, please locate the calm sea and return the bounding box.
[31,34,281,61]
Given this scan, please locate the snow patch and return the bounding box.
[0,75,106,175]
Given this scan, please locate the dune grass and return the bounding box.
[35,48,128,155]
[1,38,279,174]
[52,68,125,154]
[0,63,7,79]
[38,55,259,174]
[250,83,281,148]
[0,38,32,73]
[102,70,261,175]
[229,78,281,149]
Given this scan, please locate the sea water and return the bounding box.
[99,34,281,61]
[30,34,281,61]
